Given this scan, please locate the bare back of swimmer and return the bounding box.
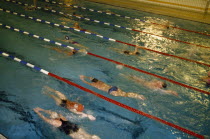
[120,74,178,96]
[80,75,145,100]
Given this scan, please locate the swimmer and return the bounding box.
[33,0,37,8]
[80,75,145,100]
[164,21,170,29]
[44,4,52,10]
[72,12,83,17]
[51,47,78,56]
[111,46,140,56]
[59,35,88,49]
[24,0,37,11]
[120,74,178,96]
[43,86,96,120]
[33,107,100,139]
[105,10,115,15]
[201,71,210,86]
[72,22,98,34]
[24,5,36,11]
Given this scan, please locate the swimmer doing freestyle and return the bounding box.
[80,75,145,100]
[120,74,178,96]
[202,71,210,86]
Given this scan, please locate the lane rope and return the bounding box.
[0,51,205,139]
[41,0,210,49]
[43,0,210,37]
[0,23,209,96]
[4,0,210,49]
[1,6,210,68]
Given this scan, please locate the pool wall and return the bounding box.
[87,0,210,24]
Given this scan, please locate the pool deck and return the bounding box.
[87,0,210,24]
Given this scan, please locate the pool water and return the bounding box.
[0,0,210,138]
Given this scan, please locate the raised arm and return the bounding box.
[70,110,96,121]
[160,89,178,96]
[133,47,138,53]
[33,107,61,127]
[80,75,94,86]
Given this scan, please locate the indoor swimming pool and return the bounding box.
[0,0,210,138]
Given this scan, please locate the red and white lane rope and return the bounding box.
[0,51,205,139]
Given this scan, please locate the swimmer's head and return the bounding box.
[123,50,130,55]
[74,22,79,27]
[91,78,98,83]
[135,52,140,55]
[162,82,167,88]
[72,50,78,54]
[65,35,70,40]
[73,103,84,112]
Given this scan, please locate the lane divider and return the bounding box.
[43,0,210,37]
[42,1,210,49]
[1,7,210,68]
[0,23,209,96]
[4,0,209,49]
[0,51,205,139]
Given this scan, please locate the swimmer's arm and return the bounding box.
[109,47,121,52]
[120,74,145,84]
[160,89,178,96]
[133,47,138,53]
[80,75,93,85]
[202,77,210,82]
[126,92,146,100]
[34,107,52,115]
[34,108,59,126]
[70,110,96,121]
[130,75,145,84]
[58,114,67,121]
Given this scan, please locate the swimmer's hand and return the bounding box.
[138,95,146,100]
[78,49,88,55]
[80,75,85,80]
[87,114,96,121]
[80,113,96,120]
[166,90,178,96]
[33,107,43,112]
[92,135,100,139]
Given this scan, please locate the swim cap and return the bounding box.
[162,82,167,88]
[72,50,77,54]
[135,52,140,55]
[123,50,130,54]
[73,103,84,112]
[91,78,98,83]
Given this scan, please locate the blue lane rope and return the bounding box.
[0,23,77,50]
[1,22,210,95]
[0,51,50,74]
[42,0,210,37]
[0,4,117,42]
[1,7,210,67]
[4,0,210,49]
[0,50,205,139]
[43,0,145,22]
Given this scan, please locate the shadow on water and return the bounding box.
[0,90,46,138]
[90,103,146,139]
